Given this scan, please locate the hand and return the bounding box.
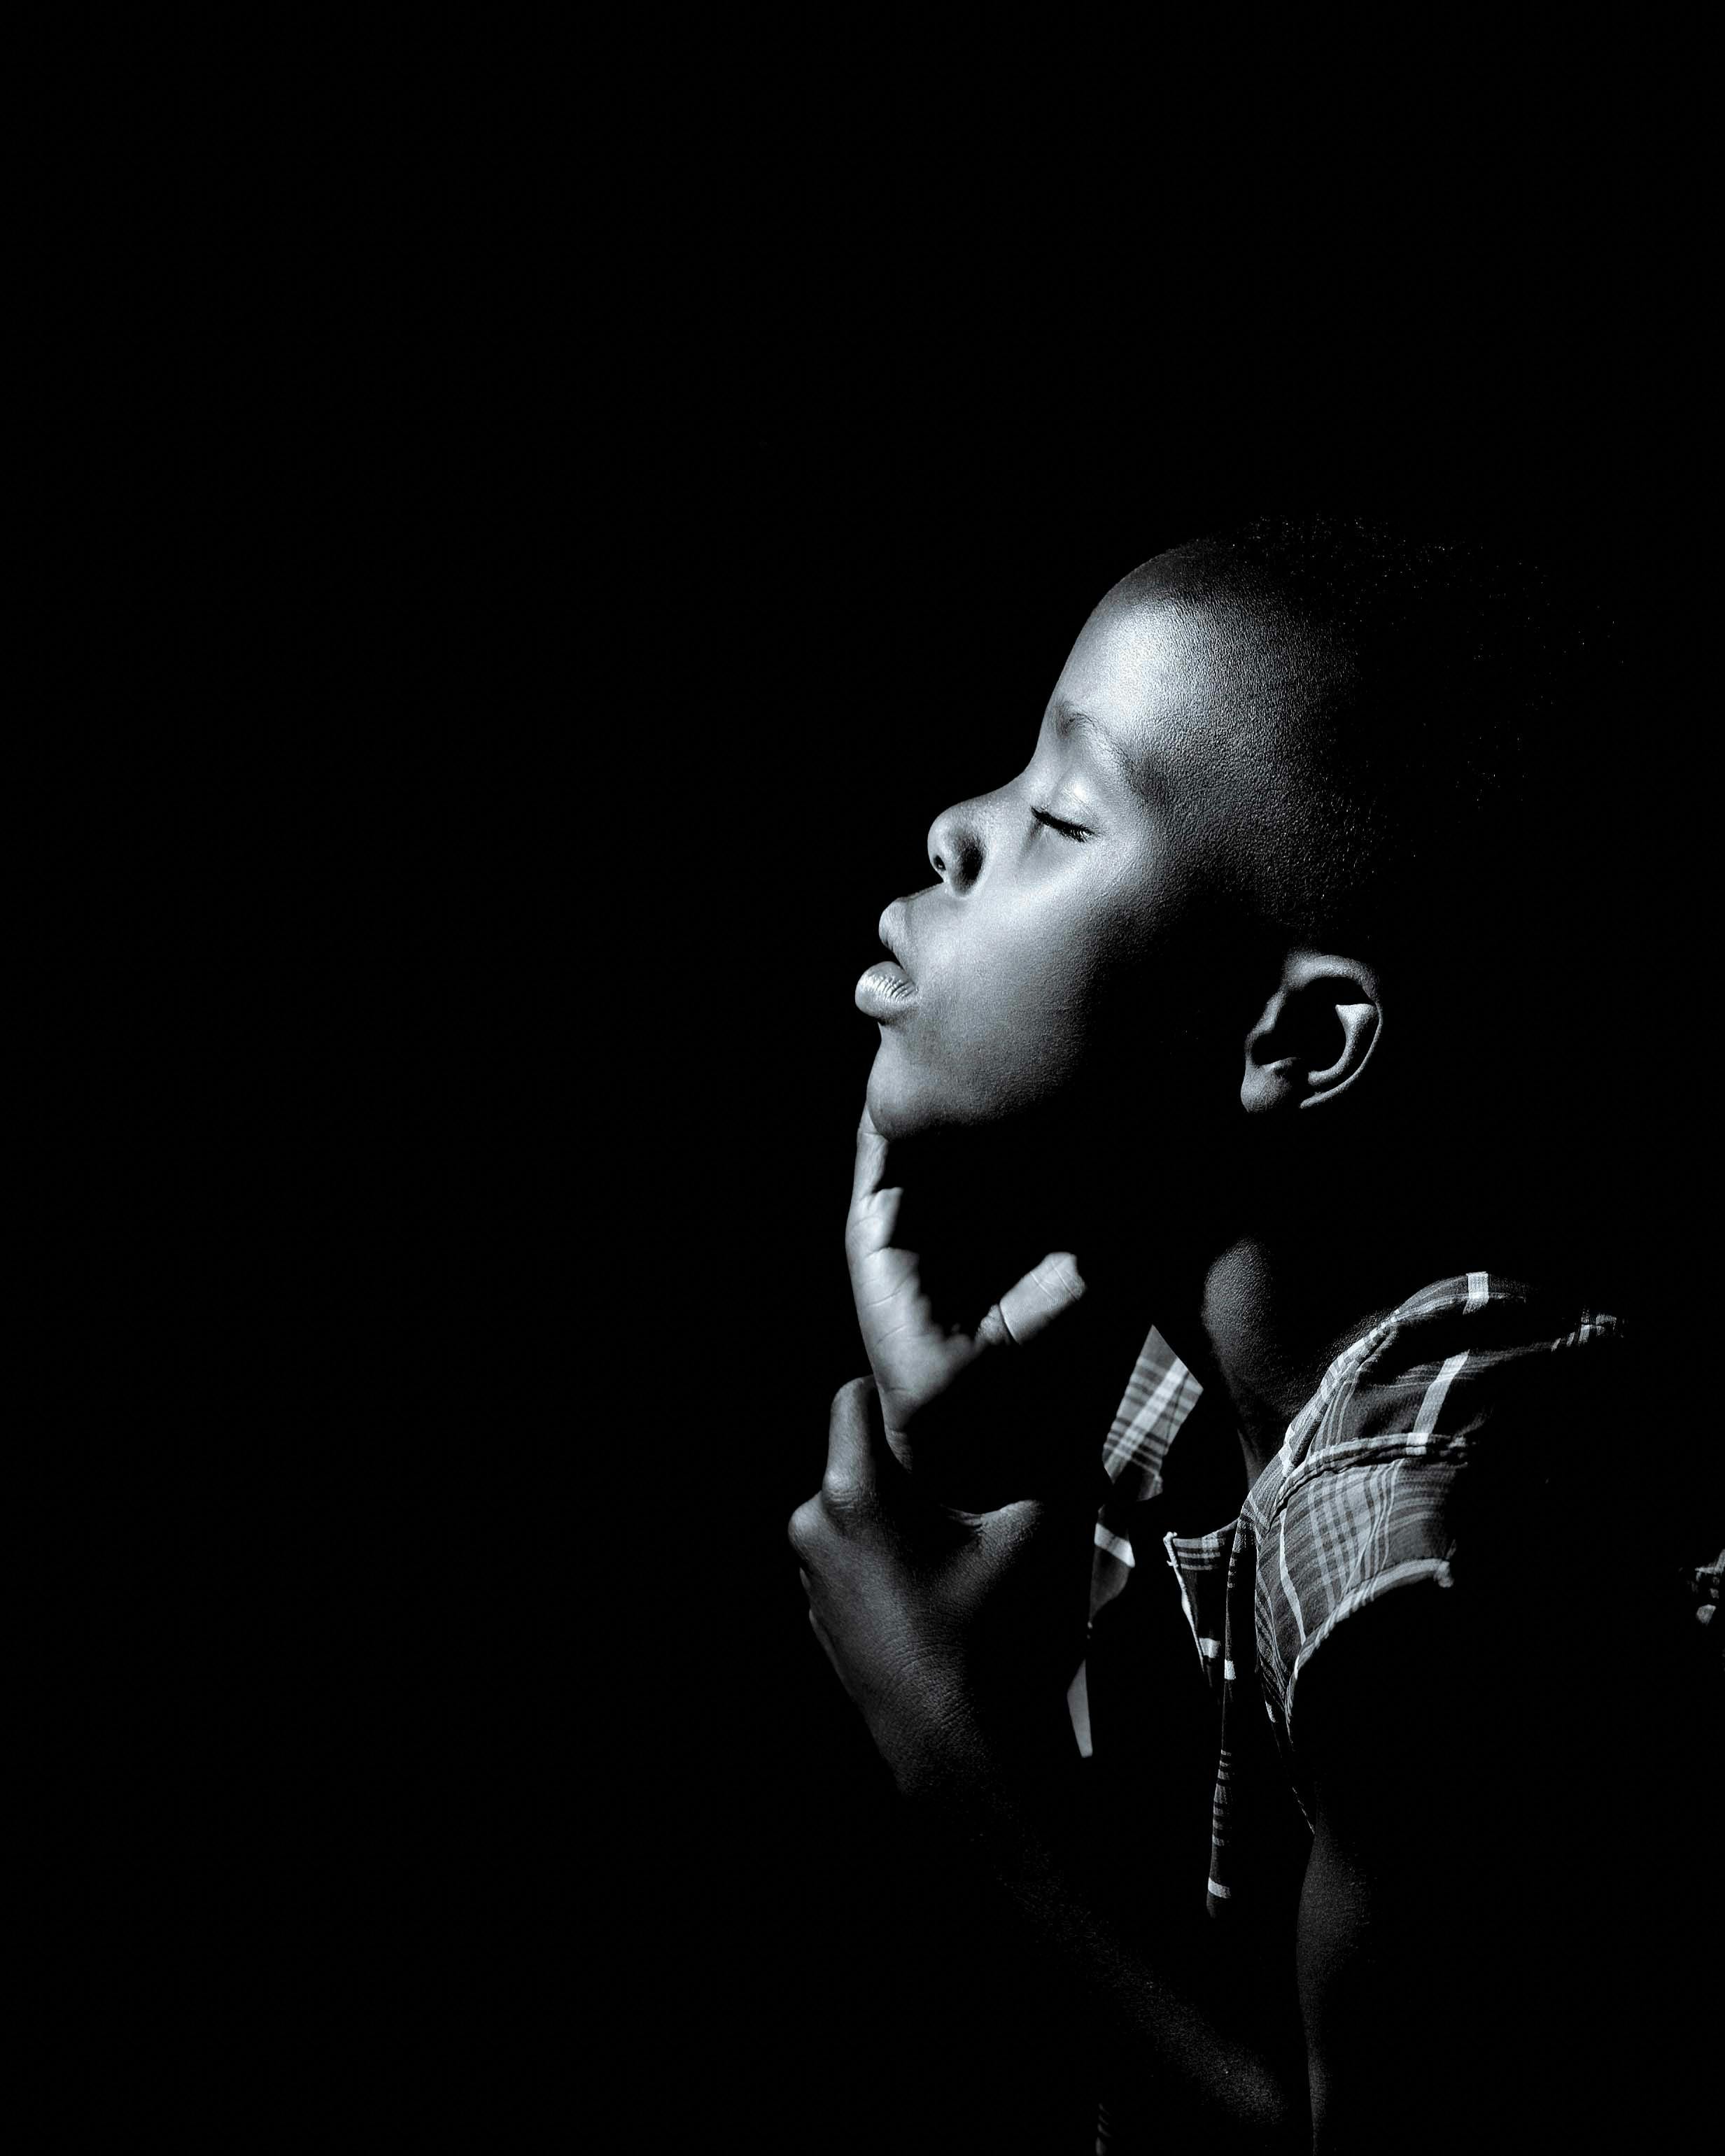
[845,1106,1147,1507]
[789,1377,1104,1795]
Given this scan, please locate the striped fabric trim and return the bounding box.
[1101,1335,1203,1491]
[1094,1525,1136,1568]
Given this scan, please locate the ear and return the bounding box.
[1241,952,1382,1117]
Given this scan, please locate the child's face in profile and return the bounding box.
[860,586,1234,1146]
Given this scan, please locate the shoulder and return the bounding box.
[1269,1288,1720,2140]
[1246,1281,1671,1752]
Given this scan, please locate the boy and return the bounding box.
[790,516,1720,2149]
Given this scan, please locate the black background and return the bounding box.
[274,68,1703,2147]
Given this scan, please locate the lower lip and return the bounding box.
[855,962,918,1020]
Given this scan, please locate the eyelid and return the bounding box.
[1032,805,1091,840]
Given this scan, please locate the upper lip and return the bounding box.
[877,901,912,975]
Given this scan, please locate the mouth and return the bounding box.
[856,900,919,1022]
[855,960,917,1019]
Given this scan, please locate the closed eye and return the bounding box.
[1032,807,1091,841]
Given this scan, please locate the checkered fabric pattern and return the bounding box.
[1071,1273,1724,1919]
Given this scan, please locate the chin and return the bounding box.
[864,1058,939,1142]
[864,1046,1046,1148]
[862,1038,983,1141]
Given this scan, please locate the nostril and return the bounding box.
[944,836,983,892]
[928,805,983,888]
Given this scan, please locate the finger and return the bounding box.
[850,1104,892,1211]
[977,1250,1087,1351]
[822,1375,893,1508]
[846,1112,905,1280]
[844,1181,906,1281]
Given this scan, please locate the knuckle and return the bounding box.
[820,1465,859,1512]
[787,1498,824,1560]
[974,1300,1012,1351]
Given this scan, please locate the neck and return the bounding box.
[1179,1239,1411,1485]
[1124,1128,1578,1486]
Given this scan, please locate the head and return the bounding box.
[861,514,1639,1272]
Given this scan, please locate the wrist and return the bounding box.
[892,1697,1080,1815]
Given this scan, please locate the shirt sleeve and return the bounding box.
[1255,1447,1463,1747]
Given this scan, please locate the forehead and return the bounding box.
[1047,579,1337,796]
[1046,590,1229,783]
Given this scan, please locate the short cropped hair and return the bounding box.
[1148,512,1633,989]
[1152,512,1665,1304]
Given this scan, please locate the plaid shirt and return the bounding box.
[1069,1273,1724,1922]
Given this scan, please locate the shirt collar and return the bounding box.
[1099,1274,1589,1514]
[1100,1327,1204,1505]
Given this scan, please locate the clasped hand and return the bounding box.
[790,1108,1139,1794]
[790,1376,1097,1792]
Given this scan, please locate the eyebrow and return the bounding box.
[1051,701,1155,801]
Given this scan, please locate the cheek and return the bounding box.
[931,901,1120,1099]
[950,931,1090,1046]
[866,859,1171,1136]
[864,959,1085,1137]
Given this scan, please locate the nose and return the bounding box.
[927,798,987,894]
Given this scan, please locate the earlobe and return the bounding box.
[1241,953,1383,1117]
[1240,1033,1303,1116]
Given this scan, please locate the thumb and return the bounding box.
[821,1375,903,1511]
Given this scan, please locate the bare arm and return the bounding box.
[1292,1588,1605,2153]
[908,1749,1312,2148]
